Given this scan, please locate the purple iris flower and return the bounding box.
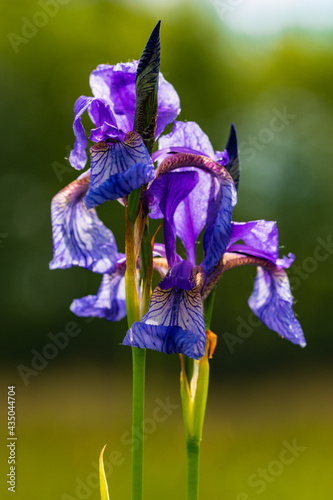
[50,23,304,358]
[50,52,180,277]
[68,60,180,209]
[123,121,305,359]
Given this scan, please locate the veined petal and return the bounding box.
[70,260,126,322]
[249,265,306,347]
[84,131,154,209]
[89,61,180,138]
[123,282,206,359]
[50,173,117,273]
[203,250,305,347]
[147,171,199,266]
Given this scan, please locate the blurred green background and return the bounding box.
[1,0,333,498]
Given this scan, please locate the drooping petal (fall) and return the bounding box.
[204,216,305,346]
[84,131,155,209]
[248,265,306,347]
[123,261,206,359]
[70,259,126,322]
[50,173,117,274]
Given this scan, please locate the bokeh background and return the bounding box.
[1,0,333,499]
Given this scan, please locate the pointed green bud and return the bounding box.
[133,21,161,155]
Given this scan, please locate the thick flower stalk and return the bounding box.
[50,20,305,500]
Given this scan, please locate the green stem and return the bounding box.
[181,291,216,500]
[186,439,200,500]
[181,352,210,500]
[131,346,146,500]
[125,204,146,500]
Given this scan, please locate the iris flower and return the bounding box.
[123,121,305,358]
[51,24,305,500]
[50,28,304,361]
[50,54,180,278]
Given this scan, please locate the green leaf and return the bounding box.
[133,21,161,155]
[99,445,110,500]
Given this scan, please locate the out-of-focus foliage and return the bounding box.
[1,0,332,376]
[1,2,333,500]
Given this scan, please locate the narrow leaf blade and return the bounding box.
[99,445,110,500]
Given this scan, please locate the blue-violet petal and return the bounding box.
[70,261,126,322]
[123,283,206,359]
[84,131,154,209]
[249,265,306,347]
[50,173,117,273]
